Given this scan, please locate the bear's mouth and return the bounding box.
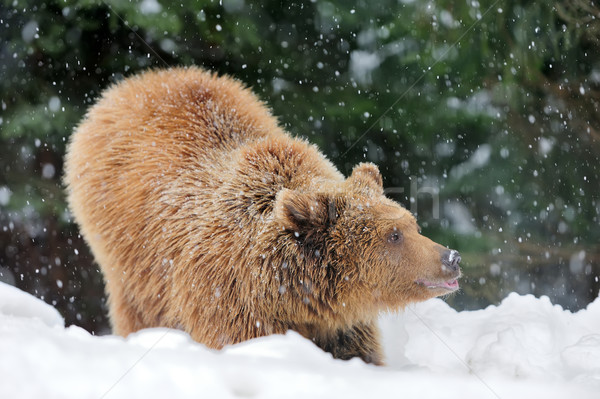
[415,278,459,291]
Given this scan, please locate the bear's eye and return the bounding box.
[388,231,402,244]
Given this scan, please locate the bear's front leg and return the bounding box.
[315,320,384,365]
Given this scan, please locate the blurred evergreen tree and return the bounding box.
[0,0,598,333]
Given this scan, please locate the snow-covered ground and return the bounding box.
[1,281,598,399]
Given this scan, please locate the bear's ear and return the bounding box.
[348,162,383,194]
[274,189,341,238]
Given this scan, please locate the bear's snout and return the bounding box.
[441,249,461,273]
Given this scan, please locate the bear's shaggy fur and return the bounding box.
[65,67,461,365]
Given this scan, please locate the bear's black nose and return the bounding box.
[441,249,461,272]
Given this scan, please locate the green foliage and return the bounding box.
[1,0,599,332]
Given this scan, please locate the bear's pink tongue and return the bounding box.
[417,279,459,291]
[442,279,459,290]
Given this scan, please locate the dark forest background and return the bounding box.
[1,0,599,334]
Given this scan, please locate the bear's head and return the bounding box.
[274,162,461,321]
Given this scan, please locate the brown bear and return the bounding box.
[64,67,461,365]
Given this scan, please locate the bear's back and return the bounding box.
[76,67,283,158]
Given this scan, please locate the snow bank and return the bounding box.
[380,293,600,384]
[0,282,598,399]
[0,281,63,328]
